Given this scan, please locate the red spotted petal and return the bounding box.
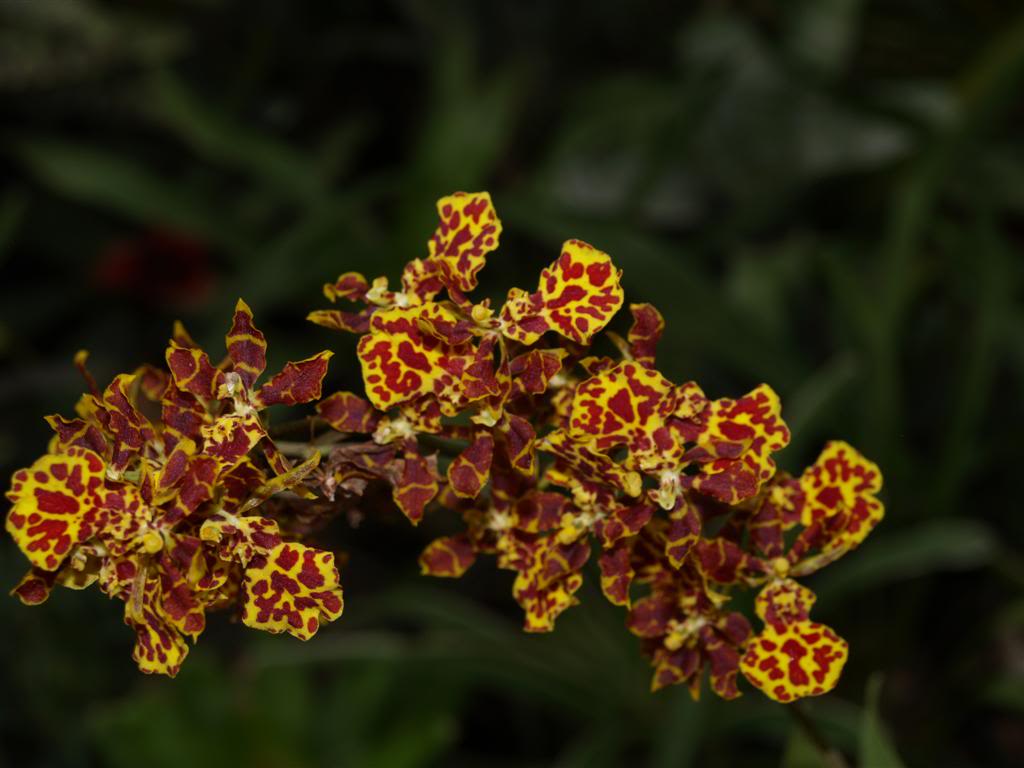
[598,543,634,606]
[5,448,106,571]
[748,475,802,558]
[512,536,589,632]
[253,351,333,408]
[357,303,479,413]
[101,374,156,472]
[241,541,344,640]
[509,348,567,398]
[307,308,374,334]
[704,622,747,700]
[428,191,502,293]
[514,491,571,533]
[419,533,476,577]
[695,537,761,584]
[161,384,209,450]
[679,384,791,504]
[219,458,267,512]
[755,578,817,628]
[317,391,381,434]
[447,433,494,499]
[11,568,58,605]
[569,361,682,471]
[650,646,702,694]
[798,441,884,553]
[200,414,265,473]
[166,341,222,401]
[133,363,169,401]
[540,429,642,497]
[740,620,848,702]
[126,599,189,677]
[627,592,675,638]
[501,414,537,476]
[501,240,624,345]
[664,496,701,568]
[45,414,107,456]
[323,272,370,302]
[593,502,654,549]
[226,298,267,389]
[627,303,665,367]
[391,448,439,525]
[400,258,445,303]
[201,514,283,567]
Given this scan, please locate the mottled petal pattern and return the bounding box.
[6,448,105,570]
[419,534,476,577]
[226,299,268,389]
[254,351,332,407]
[428,191,502,293]
[569,361,681,471]
[501,240,624,345]
[242,541,344,640]
[740,620,848,702]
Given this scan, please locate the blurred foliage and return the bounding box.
[1,0,1023,766]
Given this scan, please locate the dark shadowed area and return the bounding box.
[1,1,1023,766]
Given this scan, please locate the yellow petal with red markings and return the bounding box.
[241,541,344,640]
[391,447,439,525]
[200,413,265,473]
[755,578,817,627]
[317,391,381,434]
[11,568,58,604]
[253,351,333,408]
[6,448,106,571]
[500,239,624,345]
[226,298,267,390]
[323,272,370,303]
[740,620,848,702]
[569,361,682,471]
[598,544,634,607]
[512,537,589,632]
[165,341,222,401]
[540,429,642,497]
[626,303,665,367]
[419,534,476,577]
[400,257,445,304]
[447,433,494,499]
[126,598,189,677]
[681,384,791,504]
[357,303,476,412]
[201,514,283,567]
[427,191,502,293]
[307,308,374,334]
[799,440,884,548]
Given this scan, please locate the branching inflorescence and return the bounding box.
[5,192,883,703]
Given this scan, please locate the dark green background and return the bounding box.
[1,1,1022,766]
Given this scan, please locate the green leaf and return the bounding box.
[778,352,859,459]
[14,138,250,254]
[144,70,326,204]
[361,707,456,768]
[557,728,625,768]
[859,675,906,768]
[780,725,829,768]
[812,519,997,603]
[784,0,865,78]
[648,687,702,768]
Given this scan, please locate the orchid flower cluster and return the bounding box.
[5,192,883,703]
